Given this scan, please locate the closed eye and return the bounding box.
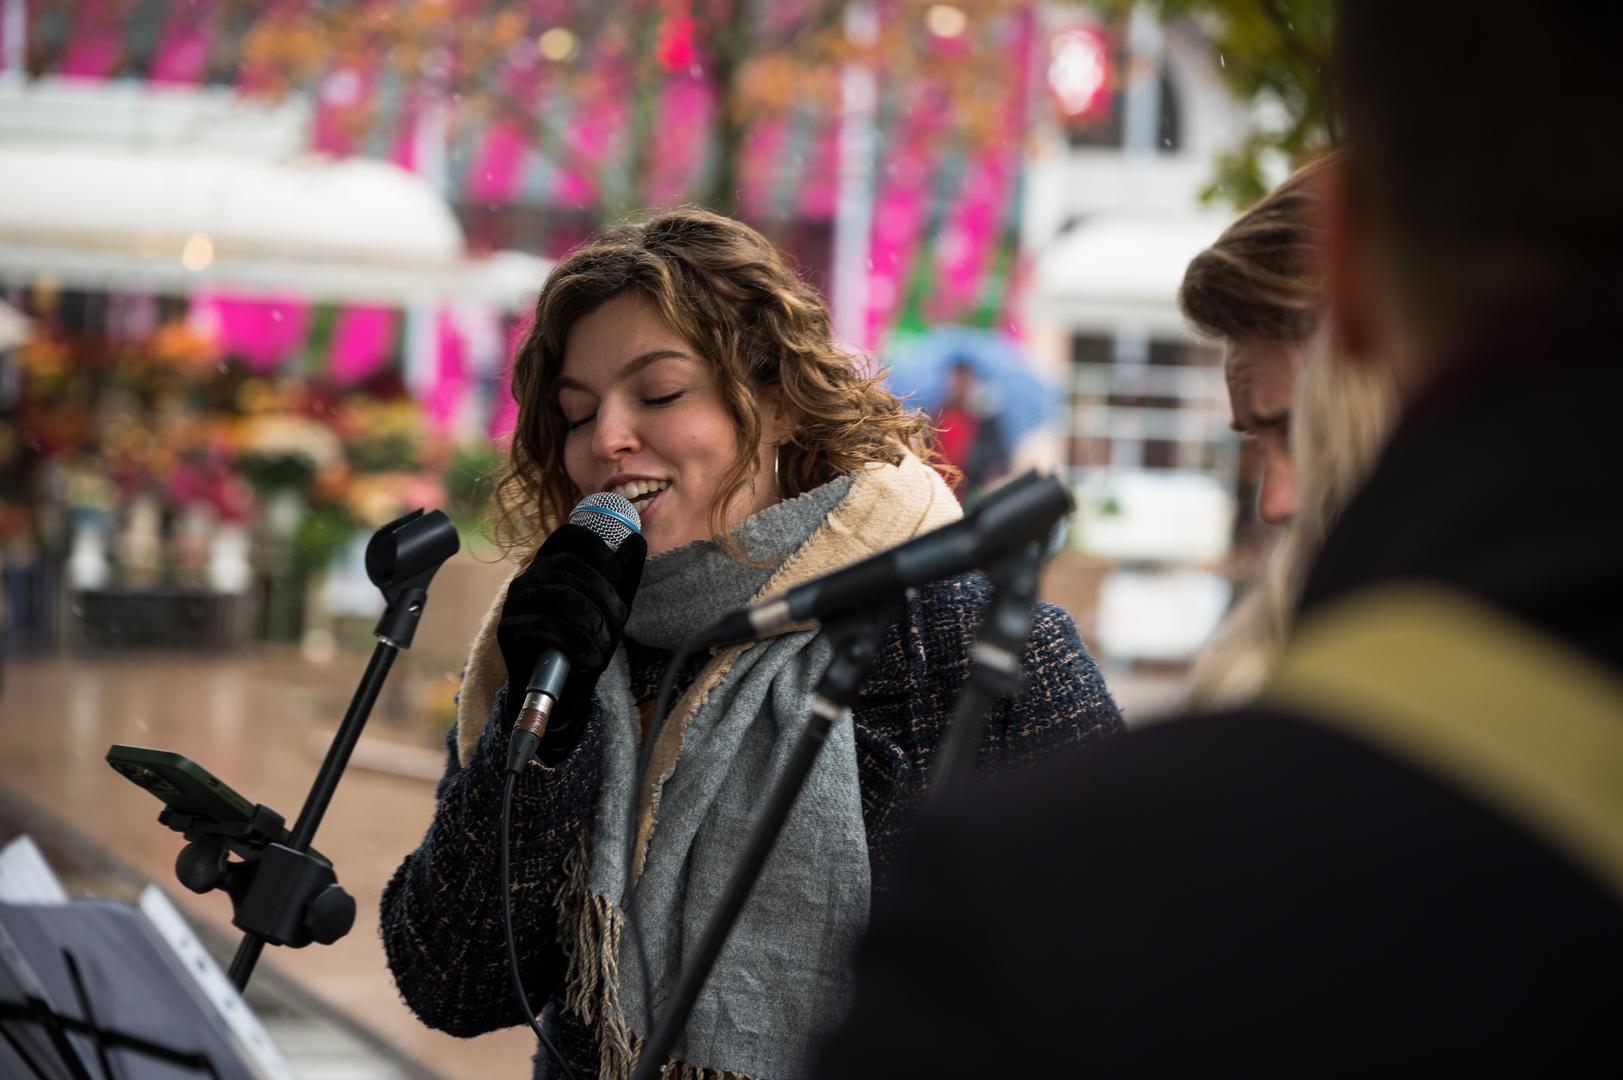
[565,390,681,431]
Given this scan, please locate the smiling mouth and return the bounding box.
[605,479,670,514]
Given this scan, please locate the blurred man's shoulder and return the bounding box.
[955,702,1616,904]
[905,705,1623,1064]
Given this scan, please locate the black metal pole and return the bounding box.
[928,542,1043,802]
[631,702,835,1080]
[288,640,398,850]
[926,658,1003,796]
[227,637,398,990]
[225,935,265,991]
[630,605,897,1080]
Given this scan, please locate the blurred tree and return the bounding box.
[25,0,1032,218]
[1082,0,1333,206]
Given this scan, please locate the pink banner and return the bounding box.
[862,93,947,346]
[329,306,397,385]
[553,100,618,208]
[646,72,713,204]
[150,0,221,84]
[552,42,630,208]
[314,55,393,384]
[797,116,841,221]
[466,120,530,203]
[313,59,377,156]
[738,115,788,220]
[424,309,469,433]
[929,11,1033,322]
[929,153,1005,318]
[464,37,545,203]
[60,0,122,79]
[190,292,310,374]
[389,91,422,172]
[487,314,530,442]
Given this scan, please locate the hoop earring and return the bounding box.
[773,444,783,493]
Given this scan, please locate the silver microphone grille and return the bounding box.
[569,492,642,551]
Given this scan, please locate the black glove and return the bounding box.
[496,522,647,761]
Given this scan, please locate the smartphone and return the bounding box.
[106,745,330,868]
[107,744,259,823]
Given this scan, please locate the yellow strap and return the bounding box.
[1264,585,1623,899]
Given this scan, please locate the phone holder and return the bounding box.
[160,804,355,950]
[116,508,459,991]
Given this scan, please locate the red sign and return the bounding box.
[1047,26,1112,123]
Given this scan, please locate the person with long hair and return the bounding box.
[380,207,1123,1079]
[1178,151,1399,706]
[1178,154,1341,528]
[1186,328,1396,703]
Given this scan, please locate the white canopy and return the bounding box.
[1032,213,1233,340]
[0,141,548,309]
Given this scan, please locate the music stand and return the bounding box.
[0,899,274,1079]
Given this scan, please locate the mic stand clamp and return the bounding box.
[631,600,903,1080]
[164,803,353,950]
[928,540,1045,801]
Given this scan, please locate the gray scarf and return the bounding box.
[569,475,866,1080]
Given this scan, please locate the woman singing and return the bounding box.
[381,208,1123,1079]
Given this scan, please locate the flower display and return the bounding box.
[235,412,344,492]
[7,285,501,647]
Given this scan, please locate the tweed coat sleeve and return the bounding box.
[853,574,1123,890]
[380,684,604,1036]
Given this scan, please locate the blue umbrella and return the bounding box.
[882,326,1061,446]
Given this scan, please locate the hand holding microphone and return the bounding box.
[498,493,646,773]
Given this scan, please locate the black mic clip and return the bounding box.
[366,508,460,649]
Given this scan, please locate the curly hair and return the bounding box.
[491,206,938,556]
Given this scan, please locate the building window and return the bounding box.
[1065,332,1229,478]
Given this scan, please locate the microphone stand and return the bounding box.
[129,510,459,992]
[927,540,1044,803]
[223,509,459,989]
[630,600,902,1080]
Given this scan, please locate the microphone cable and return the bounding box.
[501,769,579,1080]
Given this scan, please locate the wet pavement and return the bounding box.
[0,650,536,1079]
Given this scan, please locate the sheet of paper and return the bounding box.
[0,835,69,906]
[139,886,296,1079]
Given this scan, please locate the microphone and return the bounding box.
[690,471,1072,651]
[508,492,642,773]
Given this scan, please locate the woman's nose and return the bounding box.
[590,398,640,460]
